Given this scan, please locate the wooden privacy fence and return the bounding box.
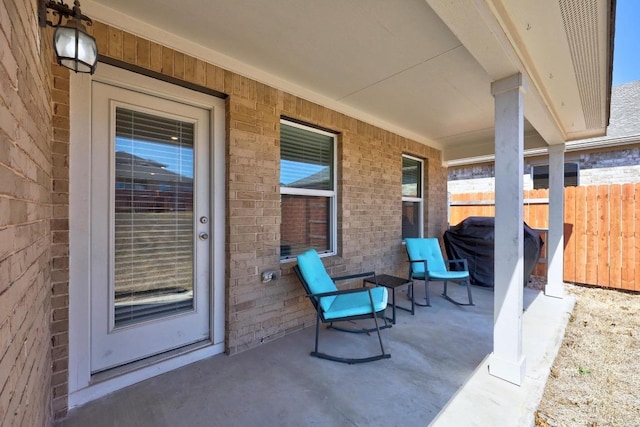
[449,184,640,292]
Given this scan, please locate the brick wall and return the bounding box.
[0,1,55,426]
[49,21,447,414]
[448,145,640,194]
[578,146,640,185]
[50,49,71,421]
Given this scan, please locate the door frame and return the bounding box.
[68,64,226,407]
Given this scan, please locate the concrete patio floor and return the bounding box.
[56,282,574,427]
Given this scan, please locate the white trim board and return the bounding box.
[68,63,226,406]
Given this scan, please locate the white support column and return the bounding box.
[488,74,526,385]
[545,144,566,298]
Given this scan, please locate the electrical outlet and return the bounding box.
[261,271,274,283]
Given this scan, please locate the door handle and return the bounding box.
[199,232,209,241]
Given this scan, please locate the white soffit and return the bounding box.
[85,0,479,149]
[342,46,494,140]
[442,121,546,163]
[84,0,611,161]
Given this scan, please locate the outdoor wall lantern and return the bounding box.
[38,0,98,74]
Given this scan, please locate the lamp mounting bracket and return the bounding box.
[39,0,93,29]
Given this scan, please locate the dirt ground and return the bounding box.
[533,283,640,426]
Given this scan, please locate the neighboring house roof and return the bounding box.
[606,81,640,138]
[284,167,330,190]
[115,151,193,184]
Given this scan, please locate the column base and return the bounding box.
[488,352,526,385]
[545,282,565,299]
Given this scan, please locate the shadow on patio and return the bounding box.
[56,283,571,427]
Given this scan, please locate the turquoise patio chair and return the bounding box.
[405,238,474,307]
[293,249,391,364]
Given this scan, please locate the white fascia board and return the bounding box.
[565,135,640,152]
[82,0,439,149]
[446,134,640,167]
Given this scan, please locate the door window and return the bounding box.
[113,108,196,327]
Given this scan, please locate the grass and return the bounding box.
[535,283,640,426]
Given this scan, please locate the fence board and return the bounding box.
[609,185,622,289]
[481,192,491,217]
[524,189,532,225]
[456,193,465,223]
[574,187,588,283]
[621,183,635,290]
[489,192,496,217]
[459,192,472,225]
[534,189,549,228]
[585,186,599,284]
[597,186,610,287]
[533,231,547,277]
[529,189,548,278]
[636,183,640,292]
[564,186,576,283]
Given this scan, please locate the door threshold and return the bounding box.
[91,339,213,384]
[69,341,224,409]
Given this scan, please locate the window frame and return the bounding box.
[279,119,338,261]
[531,162,579,189]
[402,154,424,240]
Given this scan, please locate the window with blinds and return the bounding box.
[402,155,423,239]
[113,107,196,327]
[280,120,336,260]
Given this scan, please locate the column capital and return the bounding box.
[547,143,566,155]
[491,73,526,96]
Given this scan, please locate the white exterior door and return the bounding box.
[90,77,212,372]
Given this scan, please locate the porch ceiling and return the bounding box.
[85,0,614,163]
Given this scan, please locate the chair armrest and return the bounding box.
[445,259,468,270]
[306,287,375,299]
[331,271,376,282]
[332,271,377,287]
[407,259,428,275]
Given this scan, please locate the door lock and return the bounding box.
[200,216,208,224]
[199,232,209,240]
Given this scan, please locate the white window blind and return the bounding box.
[113,107,195,327]
[280,123,333,190]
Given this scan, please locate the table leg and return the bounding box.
[387,287,396,324]
[409,282,415,315]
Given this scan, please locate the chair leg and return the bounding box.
[442,279,475,306]
[466,278,474,305]
[313,311,321,355]
[414,279,432,307]
[329,317,392,334]
[371,311,390,362]
[310,311,391,364]
[425,280,431,306]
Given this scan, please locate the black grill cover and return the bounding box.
[443,217,543,288]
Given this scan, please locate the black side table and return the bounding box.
[364,274,415,324]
